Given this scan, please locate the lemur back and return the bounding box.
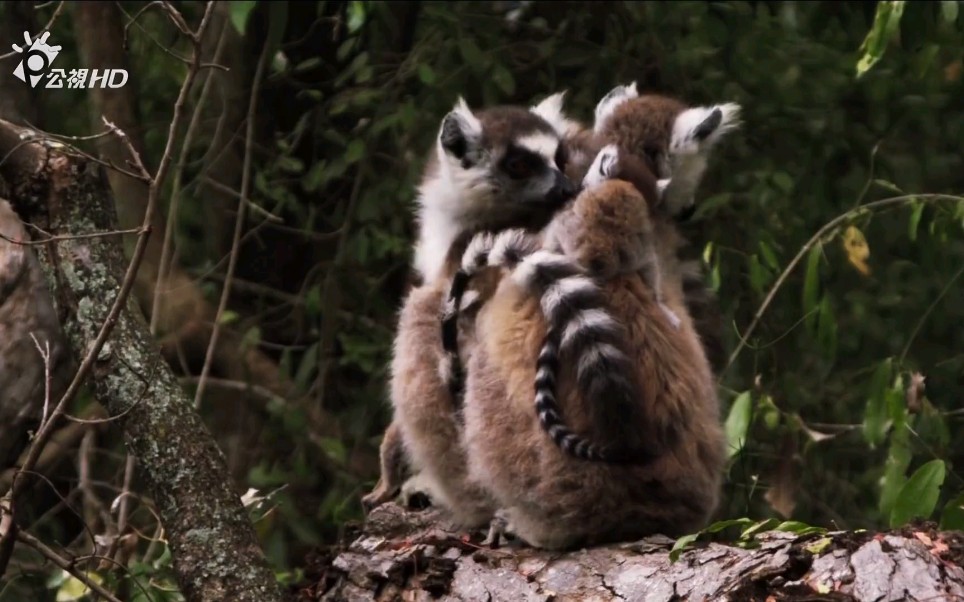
[460,177,726,550]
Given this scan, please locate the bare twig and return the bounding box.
[151,14,230,335]
[721,194,964,380]
[898,262,964,364]
[0,1,67,61]
[15,530,123,602]
[0,1,217,580]
[193,33,272,410]
[29,335,53,427]
[0,226,143,246]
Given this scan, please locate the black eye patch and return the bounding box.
[501,145,546,180]
[554,144,569,171]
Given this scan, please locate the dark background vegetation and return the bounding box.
[1,1,962,599]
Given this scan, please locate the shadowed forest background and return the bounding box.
[0,1,962,600]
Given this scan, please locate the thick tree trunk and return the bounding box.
[0,119,286,602]
[302,503,964,601]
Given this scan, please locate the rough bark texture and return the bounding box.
[0,199,71,469]
[0,7,75,471]
[300,503,964,601]
[0,119,286,602]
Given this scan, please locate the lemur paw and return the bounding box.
[482,509,519,548]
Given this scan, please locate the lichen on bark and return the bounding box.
[0,120,286,602]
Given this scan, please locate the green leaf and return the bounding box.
[805,537,833,555]
[890,459,946,528]
[816,296,838,361]
[219,310,240,325]
[759,241,780,272]
[856,1,906,78]
[863,358,893,448]
[56,571,104,601]
[704,518,756,533]
[740,518,781,540]
[725,391,753,460]
[229,0,257,35]
[942,0,959,24]
[458,38,485,69]
[347,1,367,33]
[345,139,366,164]
[492,64,516,96]
[940,493,964,530]
[748,254,766,294]
[417,63,436,85]
[908,199,924,242]
[879,415,911,519]
[669,533,700,562]
[772,171,794,194]
[802,243,822,334]
[873,179,904,194]
[775,521,828,536]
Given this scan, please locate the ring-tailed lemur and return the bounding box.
[363,95,580,527]
[441,145,680,463]
[460,175,726,551]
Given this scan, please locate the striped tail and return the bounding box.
[514,251,651,464]
[441,230,542,404]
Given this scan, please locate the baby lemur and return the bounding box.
[460,174,726,550]
[362,95,579,527]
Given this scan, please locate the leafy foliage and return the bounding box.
[2,1,964,598]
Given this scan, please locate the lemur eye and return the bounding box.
[505,156,533,178]
[502,147,542,180]
[554,145,568,171]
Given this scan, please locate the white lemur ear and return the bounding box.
[670,102,742,152]
[582,144,620,190]
[438,97,484,164]
[530,91,581,137]
[593,82,639,134]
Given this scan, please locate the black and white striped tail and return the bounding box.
[518,252,643,464]
[536,326,627,462]
[441,230,542,405]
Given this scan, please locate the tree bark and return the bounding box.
[0,2,74,471]
[0,119,286,602]
[302,503,964,601]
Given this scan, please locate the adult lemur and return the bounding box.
[459,159,726,550]
[364,96,580,528]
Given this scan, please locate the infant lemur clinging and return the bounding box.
[363,95,580,526]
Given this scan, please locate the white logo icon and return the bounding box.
[11,31,61,88]
[10,30,128,90]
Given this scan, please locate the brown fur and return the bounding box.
[565,94,727,376]
[461,180,725,549]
